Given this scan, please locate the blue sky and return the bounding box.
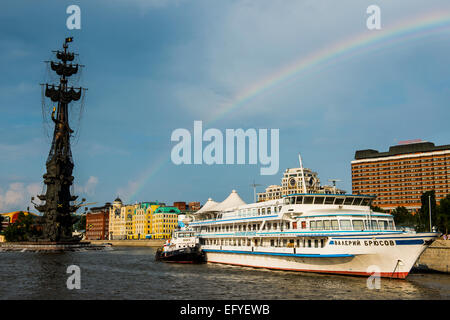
[1,0,450,212]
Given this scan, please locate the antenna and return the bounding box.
[328,179,341,187]
[328,179,341,193]
[250,180,262,203]
[298,154,307,193]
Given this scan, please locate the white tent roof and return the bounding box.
[195,198,218,214]
[212,190,246,212]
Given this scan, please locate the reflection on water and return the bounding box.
[0,247,449,300]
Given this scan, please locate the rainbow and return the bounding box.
[122,151,171,203]
[207,10,450,125]
[126,10,450,202]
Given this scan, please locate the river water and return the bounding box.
[0,247,449,300]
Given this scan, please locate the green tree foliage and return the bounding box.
[391,206,416,227]
[72,214,86,231]
[436,194,450,234]
[416,191,438,232]
[370,205,386,213]
[4,212,42,242]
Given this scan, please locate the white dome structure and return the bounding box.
[195,198,218,214]
[213,190,246,212]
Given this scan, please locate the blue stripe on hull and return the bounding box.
[395,239,424,245]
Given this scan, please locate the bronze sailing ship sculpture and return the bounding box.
[32,37,87,242]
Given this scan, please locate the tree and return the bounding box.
[436,194,450,234]
[4,212,42,242]
[416,190,438,232]
[391,206,416,227]
[370,205,386,213]
[72,214,86,232]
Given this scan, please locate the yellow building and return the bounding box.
[109,198,125,240]
[109,199,176,240]
[124,205,136,240]
[150,207,180,239]
[108,198,137,240]
[133,202,163,239]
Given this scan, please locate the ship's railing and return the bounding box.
[200,245,336,255]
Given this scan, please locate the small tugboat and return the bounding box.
[155,229,205,263]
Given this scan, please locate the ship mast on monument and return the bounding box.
[32,37,87,242]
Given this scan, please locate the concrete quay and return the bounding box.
[85,239,165,247]
[415,240,450,274]
[0,241,109,252]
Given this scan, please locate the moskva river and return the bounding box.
[0,247,449,299]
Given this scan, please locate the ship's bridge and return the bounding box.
[282,193,376,207]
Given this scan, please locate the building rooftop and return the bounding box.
[355,142,450,160]
[154,207,181,214]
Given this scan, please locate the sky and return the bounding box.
[0,0,449,212]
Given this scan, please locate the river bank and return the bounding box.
[416,239,450,273]
[85,239,165,247]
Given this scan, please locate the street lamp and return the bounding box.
[429,195,432,232]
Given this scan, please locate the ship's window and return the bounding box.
[296,196,303,204]
[262,208,266,214]
[310,221,316,230]
[301,221,307,229]
[324,197,335,205]
[379,220,388,230]
[314,197,325,204]
[334,198,344,205]
[352,220,364,231]
[316,220,323,230]
[370,220,379,230]
[304,197,314,204]
[320,239,324,248]
[331,220,339,230]
[289,197,295,205]
[323,220,331,230]
[266,223,270,230]
[344,197,354,205]
[308,239,312,247]
[267,207,271,214]
[283,239,287,246]
[339,220,352,230]
[271,239,275,246]
[278,206,282,212]
[361,199,370,206]
[388,220,394,230]
[293,222,297,229]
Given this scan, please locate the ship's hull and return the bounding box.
[155,247,206,264]
[202,233,437,279]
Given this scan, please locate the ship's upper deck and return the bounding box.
[192,193,389,224]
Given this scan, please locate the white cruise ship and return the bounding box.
[188,190,438,279]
